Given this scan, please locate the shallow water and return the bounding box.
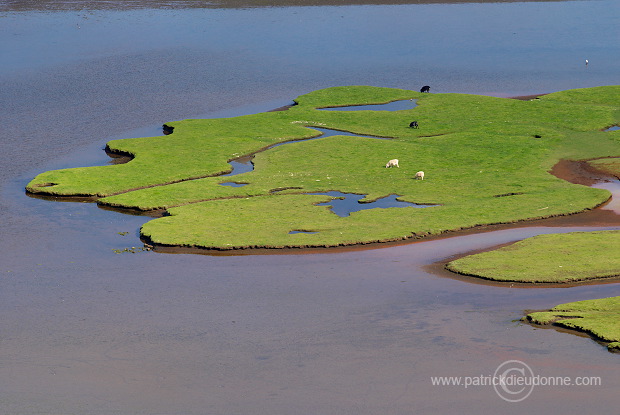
[221,157,255,178]
[593,180,620,215]
[1,1,620,414]
[312,191,436,217]
[318,98,418,111]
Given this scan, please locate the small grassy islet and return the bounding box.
[524,296,620,352]
[445,230,620,284]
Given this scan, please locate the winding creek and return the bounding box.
[317,99,418,111]
[218,101,426,215]
[218,126,386,187]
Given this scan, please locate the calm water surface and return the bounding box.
[1,1,619,414]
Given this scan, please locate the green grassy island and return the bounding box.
[524,297,620,352]
[445,230,620,284]
[26,85,620,251]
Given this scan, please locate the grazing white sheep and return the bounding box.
[415,171,425,180]
[385,159,399,168]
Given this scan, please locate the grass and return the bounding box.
[25,85,620,250]
[587,156,620,177]
[445,230,620,283]
[524,296,620,352]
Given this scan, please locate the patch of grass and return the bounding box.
[524,296,620,352]
[293,85,417,108]
[446,231,620,283]
[26,85,620,250]
[25,112,319,197]
[588,157,620,178]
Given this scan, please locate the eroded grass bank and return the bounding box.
[524,297,620,352]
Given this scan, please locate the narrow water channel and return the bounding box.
[318,99,417,111]
[218,126,388,189]
[219,103,408,184]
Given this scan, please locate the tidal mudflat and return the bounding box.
[2,0,620,414]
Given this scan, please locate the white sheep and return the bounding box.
[385,159,399,168]
[415,171,425,180]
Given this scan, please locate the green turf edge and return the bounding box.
[445,231,620,283]
[522,296,620,352]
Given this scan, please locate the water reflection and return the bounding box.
[593,179,620,214]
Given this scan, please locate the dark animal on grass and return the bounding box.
[409,121,419,129]
[420,85,430,93]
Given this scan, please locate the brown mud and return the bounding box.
[551,158,620,186]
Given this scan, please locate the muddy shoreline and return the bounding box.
[551,158,620,186]
[144,204,620,257]
[428,159,620,287]
[431,258,620,288]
